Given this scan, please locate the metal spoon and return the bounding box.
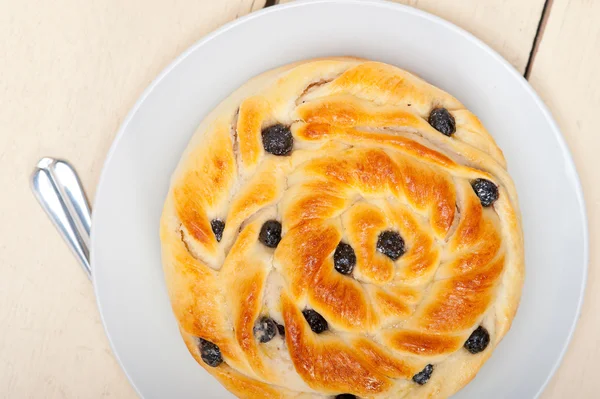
[31,158,92,279]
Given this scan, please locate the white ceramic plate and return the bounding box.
[91,1,588,398]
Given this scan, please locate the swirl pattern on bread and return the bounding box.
[160,58,524,399]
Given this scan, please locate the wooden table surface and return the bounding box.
[1,0,597,397]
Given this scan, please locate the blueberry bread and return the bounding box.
[160,58,524,398]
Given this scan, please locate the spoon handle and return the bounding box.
[31,158,92,279]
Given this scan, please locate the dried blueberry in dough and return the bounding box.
[262,124,293,156]
[259,220,282,248]
[333,242,356,275]
[254,317,277,343]
[210,219,225,242]
[464,326,490,354]
[428,108,456,136]
[198,338,223,367]
[335,395,357,399]
[302,309,328,334]
[276,322,285,337]
[471,179,499,207]
[376,231,405,260]
[412,364,434,385]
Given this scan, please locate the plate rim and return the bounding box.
[90,1,589,398]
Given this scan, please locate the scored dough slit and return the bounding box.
[230,108,241,174]
[177,224,214,267]
[295,77,337,106]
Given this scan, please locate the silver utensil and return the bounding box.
[31,157,92,279]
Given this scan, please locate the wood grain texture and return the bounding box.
[528,0,600,397]
[280,0,547,73]
[0,1,265,398]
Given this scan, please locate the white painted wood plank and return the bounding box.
[0,1,264,398]
[528,1,600,397]
[280,0,546,73]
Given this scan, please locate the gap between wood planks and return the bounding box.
[261,0,554,79]
[525,0,555,79]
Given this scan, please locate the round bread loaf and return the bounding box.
[160,58,524,399]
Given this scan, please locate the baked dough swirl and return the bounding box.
[160,58,524,399]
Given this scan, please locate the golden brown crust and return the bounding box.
[160,58,525,398]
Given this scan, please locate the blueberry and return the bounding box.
[276,323,285,337]
[464,326,490,354]
[259,220,282,248]
[210,219,225,242]
[412,364,434,385]
[253,317,277,343]
[428,108,456,136]
[198,338,223,367]
[471,179,499,207]
[302,309,328,334]
[333,242,356,275]
[262,124,293,156]
[335,395,357,399]
[376,231,405,260]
